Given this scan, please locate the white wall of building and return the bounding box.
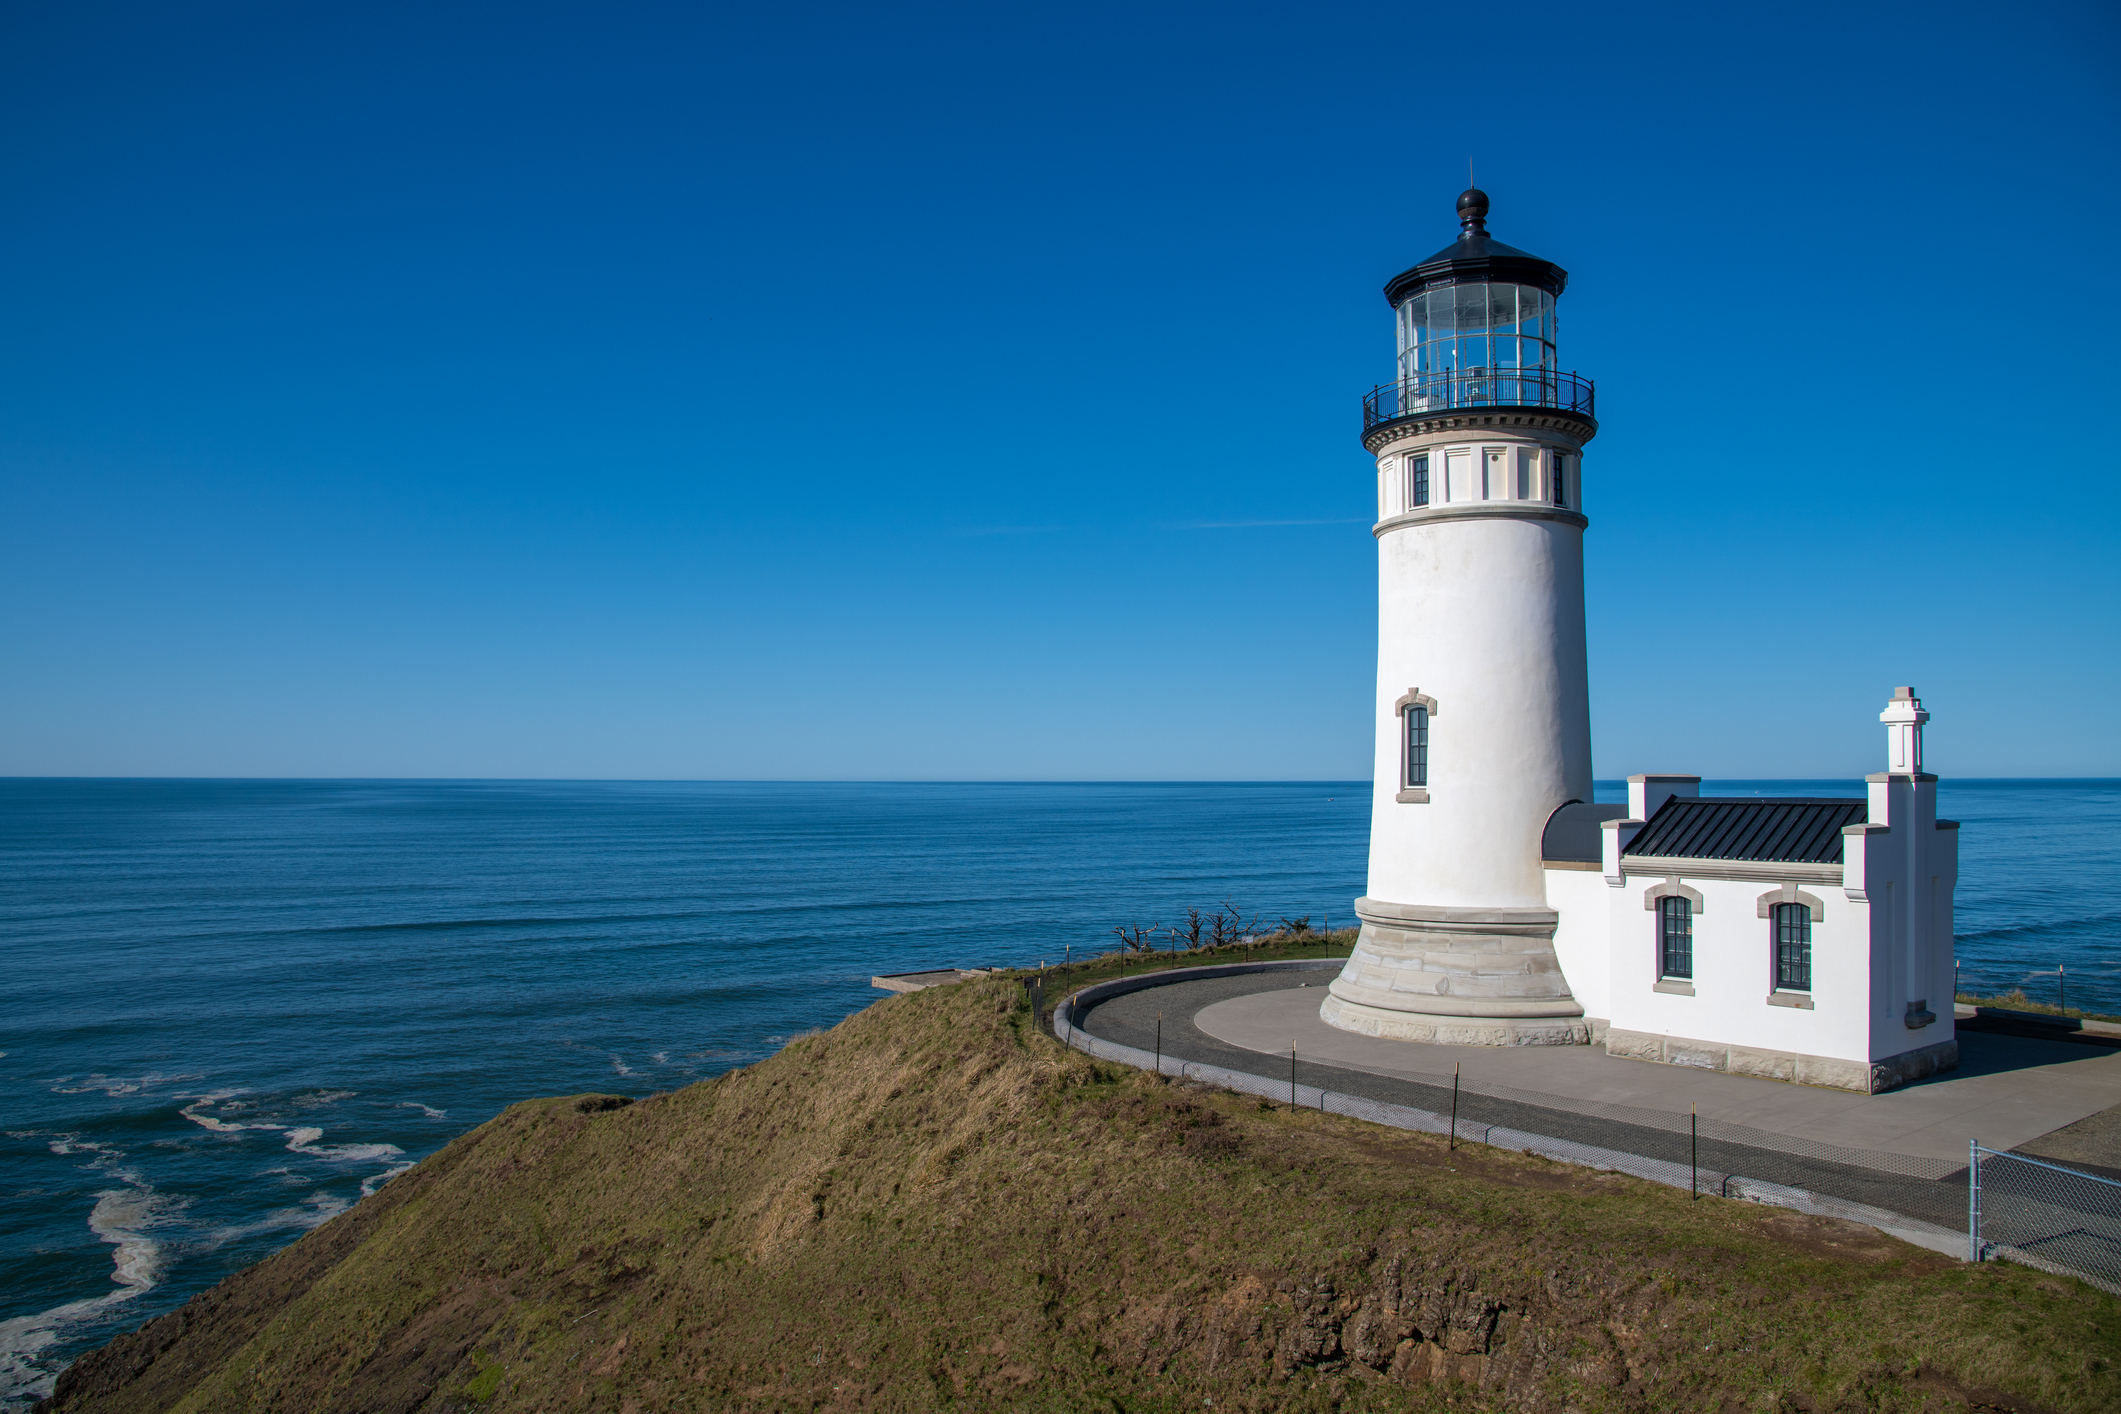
[1602,873,1873,1064]
[1542,864,1610,1022]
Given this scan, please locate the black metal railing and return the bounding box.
[1363,368,1595,433]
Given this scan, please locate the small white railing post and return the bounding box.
[1968,1138,1982,1264]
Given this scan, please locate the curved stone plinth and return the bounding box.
[1319,993,1589,1046]
[1321,895,1589,1047]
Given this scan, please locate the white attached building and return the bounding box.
[1322,191,1959,1093]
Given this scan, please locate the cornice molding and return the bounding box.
[1375,504,1590,537]
[1619,856,1844,887]
[1364,409,1597,455]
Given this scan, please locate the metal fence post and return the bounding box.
[1691,1106,1698,1200]
[1968,1138,1982,1263]
[1155,1011,1162,1078]
[1449,1063,1460,1151]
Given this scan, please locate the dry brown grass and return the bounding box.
[42,971,2120,1414]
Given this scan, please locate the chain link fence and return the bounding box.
[1038,964,2121,1296]
[1969,1144,2121,1293]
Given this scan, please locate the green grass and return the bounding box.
[47,963,2121,1414]
[1011,926,1360,993]
[1957,988,2121,1025]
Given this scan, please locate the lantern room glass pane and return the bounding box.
[1454,284,1487,332]
[1488,284,1517,331]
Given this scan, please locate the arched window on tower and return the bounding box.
[1658,897,1693,980]
[1774,903,1813,991]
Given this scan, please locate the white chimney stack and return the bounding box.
[1879,686,1928,775]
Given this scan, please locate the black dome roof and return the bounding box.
[1382,188,1569,306]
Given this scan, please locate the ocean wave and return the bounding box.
[281,1128,405,1165]
[360,1162,416,1198]
[296,910,710,937]
[609,1056,636,1077]
[1954,913,2121,946]
[0,1178,184,1409]
[196,1192,346,1250]
[397,1102,447,1119]
[49,1071,204,1097]
[178,1092,286,1134]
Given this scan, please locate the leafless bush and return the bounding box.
[1109,922,1158,955]
[1206,900,1261,949]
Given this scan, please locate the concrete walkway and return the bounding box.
[1194,983,2121,1167]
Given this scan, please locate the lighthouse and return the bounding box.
[1320,188,1599,1047]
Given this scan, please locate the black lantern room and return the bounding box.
[1364,189,1594,435]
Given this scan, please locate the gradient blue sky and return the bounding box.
[2,0,2115,780]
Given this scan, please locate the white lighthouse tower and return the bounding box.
[1321,188,1599,1046]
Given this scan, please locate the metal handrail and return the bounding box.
[1363,368,1595,432]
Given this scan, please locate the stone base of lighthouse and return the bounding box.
[1319,897,1590,1047]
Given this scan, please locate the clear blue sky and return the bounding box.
[2,0,2115,780]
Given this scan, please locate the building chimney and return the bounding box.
[1879,687,1928,775]
[1627,774,1700,821]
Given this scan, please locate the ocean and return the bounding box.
[2,777,2115,1406]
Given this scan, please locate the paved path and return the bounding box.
[1075,970,2121,1230]
[1192,984,2121,1166]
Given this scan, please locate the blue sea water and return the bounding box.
[1,777,2115,1406]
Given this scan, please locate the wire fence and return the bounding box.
[1037,965,2121,1296]
[1970,1144,2121,1293]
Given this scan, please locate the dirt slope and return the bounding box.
[39,974,2119,1413]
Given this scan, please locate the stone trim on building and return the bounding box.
[1754,884,1828,920]
[1602,1029,1958,1094]
[1642,878,1706,914]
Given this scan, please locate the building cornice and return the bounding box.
[1364,409,1597,455]
[1619,856,1844,887]
[1375,504,1590,538]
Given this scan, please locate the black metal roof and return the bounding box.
[1383,188,1569,306]
[1623,797,1868,865]
[1541,801,1627,863]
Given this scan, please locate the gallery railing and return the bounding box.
[1363,368,1596,433]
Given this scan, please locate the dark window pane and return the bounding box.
[1411,455,1429,507]
[1552,456,1567,507]
[1659,896,1693,979]
[1775,903,1812,990]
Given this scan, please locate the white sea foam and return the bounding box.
[650,1052,669,1065]
[198,1191,346,1250]
[291,1089,356,1109]
[398,1102,447,1119]
[360,1162,416,1198]
[178,1092,285,1134]
[49,1071,202,1098]
[609,1056,636,1077]
[281,1127,405,1164]
[0,1177,182,1408]
[50,1075,139,1097]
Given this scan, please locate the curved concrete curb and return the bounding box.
[1052,961,1970,1264]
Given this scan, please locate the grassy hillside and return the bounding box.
[43,968,2118,1414]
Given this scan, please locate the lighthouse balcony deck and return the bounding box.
[1363,369,1595,436]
